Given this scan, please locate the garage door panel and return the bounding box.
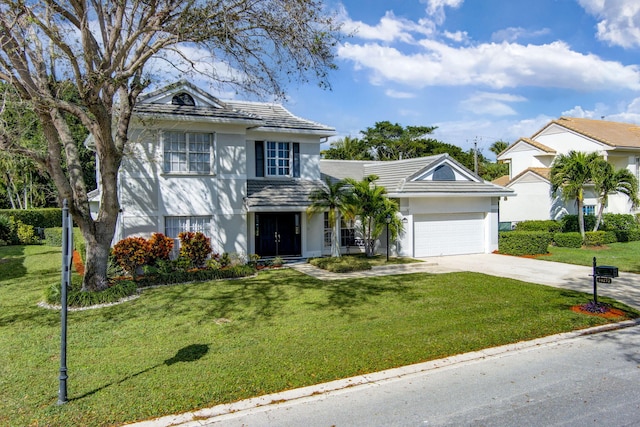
[414,213,484,257]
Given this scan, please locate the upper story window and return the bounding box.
[163,131,213,174]
[255,141,300,178]
[267,142,290,176]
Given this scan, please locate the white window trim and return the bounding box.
[265,141,292,177]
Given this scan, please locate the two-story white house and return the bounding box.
[91,80,513,258]
[497,117,640,227]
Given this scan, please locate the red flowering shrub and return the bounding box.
[113,236,151,278]
[178,231,212,267]
[148,232,174,264]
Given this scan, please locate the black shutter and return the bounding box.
[293,142,300,178]
[255,141,264,177]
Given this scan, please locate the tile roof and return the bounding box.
[492,175,510,186]
[320,155,513,196]
[508,167,551,185]
[245,179,323,209]
[134,80,334,135]
[538,117,640,148]
[223,100,335,134]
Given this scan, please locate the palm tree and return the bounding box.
[590,159,639,231]
[489,140,509,157]
[307,177,351,257]
[344,175,402,257]
[550,151,601,238]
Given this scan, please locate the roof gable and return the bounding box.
[409,156,479,183]
[498,137,555,160]
[533,117,640,148]
[138,79,225,108]
[507,167,551,186]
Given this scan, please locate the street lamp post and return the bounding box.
[385,214,392,262]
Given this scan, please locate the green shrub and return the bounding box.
[16,221,40,245]
[309,256,372,273]
[45,276,138,308]
[561,214,597,233]
[44,227,64,246]
[584,231,607,246]
[603,231,618,244]
[498,231,552,256]
[553,232,583,248]
[600,213,637,232]
[0,208,62,227]
[614,228,640,242]
[0,214,18,244]
[514,220,562,233]
[135,264,256,288]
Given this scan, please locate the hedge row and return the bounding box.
[499,232,553,256]
[0,208,62,228]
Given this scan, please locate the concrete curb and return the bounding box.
[126,318,640,427]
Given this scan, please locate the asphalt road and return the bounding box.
[199,325,640,427]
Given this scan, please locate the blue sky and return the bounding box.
[273,0,640,158]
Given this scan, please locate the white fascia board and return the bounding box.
[387,191,516,198]
[249,127,337,137]
[245,206,310,212]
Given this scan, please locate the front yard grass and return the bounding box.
[1,245,638,426]
[545,240,640,273]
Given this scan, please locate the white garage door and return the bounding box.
[414,213,485,257]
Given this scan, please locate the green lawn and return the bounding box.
[545,240,640,272]
[1,245,638,427]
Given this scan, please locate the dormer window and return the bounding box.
[172,92,195,106]
[433,164,455,181]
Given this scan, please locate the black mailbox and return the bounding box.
[595,265,619,278]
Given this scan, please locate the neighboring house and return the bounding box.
[320,155,513,257]
[90,80,513,258]
[496,117,640,227]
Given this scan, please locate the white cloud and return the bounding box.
[337,39,640,91]
[491,27,551,43]
[424,0,465,25]
[579,0,640,48]
[562,101,640,124]
[460,92,526,116]
[339,9,435,43]
[385,89,417,99]
[443,30,470,43]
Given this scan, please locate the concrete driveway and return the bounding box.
[427,253,640,310]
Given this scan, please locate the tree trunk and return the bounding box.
[577,195,585,238]
[331,208,341,258]
[593,201,606,232]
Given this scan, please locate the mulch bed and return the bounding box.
[571,304,628,319]
[72,250,85,275]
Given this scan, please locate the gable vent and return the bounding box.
[172,92,195,106]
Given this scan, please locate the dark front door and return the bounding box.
[255,213,301,257]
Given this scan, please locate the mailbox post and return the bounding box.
[592,257,618,304]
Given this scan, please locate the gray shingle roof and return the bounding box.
[246,179,323,209]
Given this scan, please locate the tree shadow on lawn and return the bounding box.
[309,274,415,317]
[71,343,210,401]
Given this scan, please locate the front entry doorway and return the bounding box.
[255,213,301,257]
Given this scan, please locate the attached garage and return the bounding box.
[320,155,515,258]
[414,213,485,257]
